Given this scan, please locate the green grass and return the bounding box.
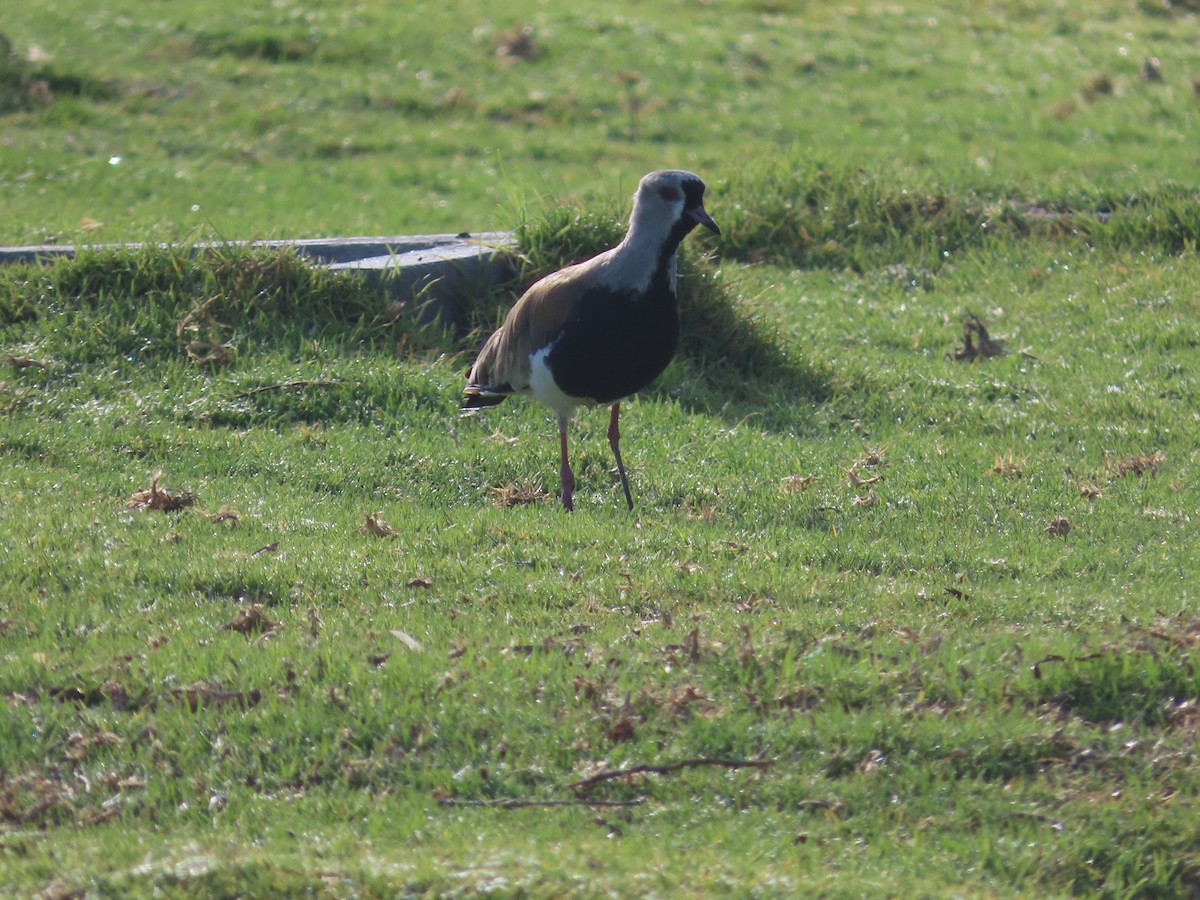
[4,0,1200,895]
[4,0,1200,244]
[3,197,1200,896]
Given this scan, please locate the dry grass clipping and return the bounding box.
[951,313,1005,362]
[491,480,548,507]
[779,474,819,494]
[196,506,239,528]
[1105,452,1166,480]
[360,513,397,537]
[495,25,539,64]
[125,472,195,512]
[846,467,883,488]
[184,340,235,366]
[855,446,889,469]
[220,604,279,636]
[990,452,1026,478]
[177,294,235,366]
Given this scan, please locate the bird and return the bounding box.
[463,169,720,512]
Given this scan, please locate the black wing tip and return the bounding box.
[462,388,510,409]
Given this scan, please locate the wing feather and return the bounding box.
[464,262,594,396]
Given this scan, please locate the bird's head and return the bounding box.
[630,169,721,241]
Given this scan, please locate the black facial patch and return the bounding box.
[680,177,706,214]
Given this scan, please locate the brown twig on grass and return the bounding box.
[2,354,47,369]
[566,757,771,794]
[235,379,349,398]
[437,797,646,809]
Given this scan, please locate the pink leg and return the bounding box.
[608,403,634,511]
[558,417,574,512]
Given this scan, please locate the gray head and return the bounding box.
[629,169,721,240]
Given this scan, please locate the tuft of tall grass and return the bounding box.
[0,244,457,365]
[716,156,1200,270]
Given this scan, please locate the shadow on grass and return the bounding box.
[0,33,120,113]
[482,206,832,429]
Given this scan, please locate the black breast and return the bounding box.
[545,278,681,405]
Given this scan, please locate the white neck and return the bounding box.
[594,206,680,294]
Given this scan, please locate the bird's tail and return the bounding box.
[462,386,509,409]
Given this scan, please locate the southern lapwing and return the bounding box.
[463,169,720,511]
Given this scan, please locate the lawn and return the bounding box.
[3,0,1200,896]
[4,0,1200,244]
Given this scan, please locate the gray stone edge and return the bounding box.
[0,232,520,325]
[0,232,516,265]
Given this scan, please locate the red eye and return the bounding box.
[658,186,681,202]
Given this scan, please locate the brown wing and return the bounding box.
[464,262,594,396]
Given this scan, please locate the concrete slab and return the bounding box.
[324,234,516,325]
[0,232,519,326]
